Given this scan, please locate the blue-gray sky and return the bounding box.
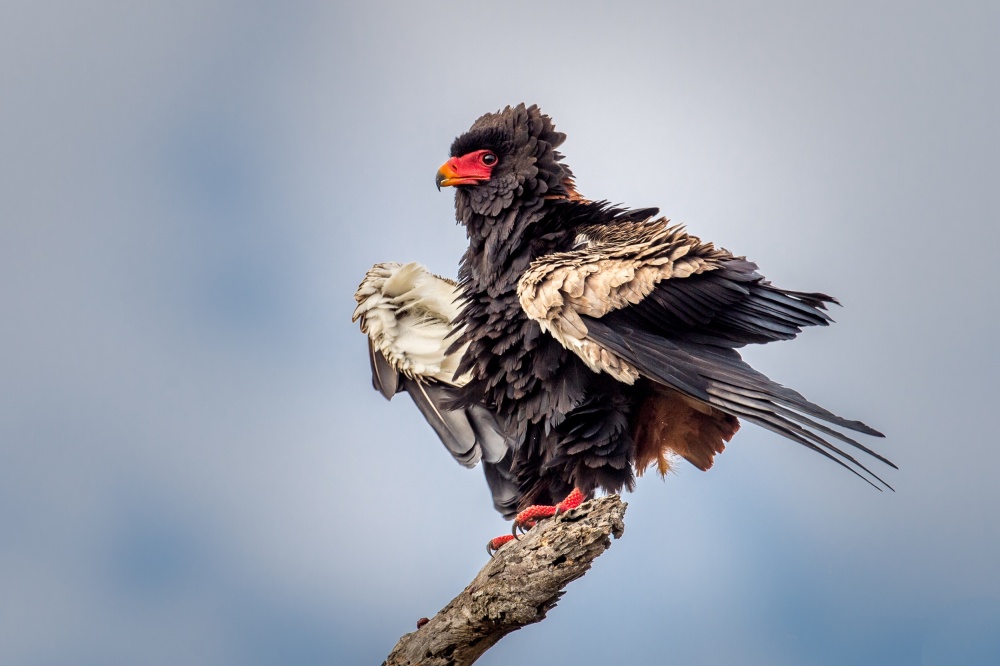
[2,1,998,664]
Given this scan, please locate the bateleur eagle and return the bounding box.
[355,104,893,544]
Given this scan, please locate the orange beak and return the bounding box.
[435,160,461,190]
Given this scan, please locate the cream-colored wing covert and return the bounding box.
[517,220,892,488]
[517,220,730,382]
[354,261,470,387]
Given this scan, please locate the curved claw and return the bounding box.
[511,520,530,536]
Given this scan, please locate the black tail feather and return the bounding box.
[582,316,893,488]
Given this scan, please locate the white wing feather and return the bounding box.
[353,262,469,386]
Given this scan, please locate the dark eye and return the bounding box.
[481,152,497,166]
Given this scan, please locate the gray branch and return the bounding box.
[383,495,627,666]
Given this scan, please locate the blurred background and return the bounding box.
[2,1,998,664]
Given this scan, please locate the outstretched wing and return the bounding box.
[354,262,517,516]
[517,215,893,487]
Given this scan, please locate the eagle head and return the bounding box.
[436,104,576,219]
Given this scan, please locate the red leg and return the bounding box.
[487,534,516,556]
[513,487,585,532]
[486,489,587,555]
[554,486,585,511]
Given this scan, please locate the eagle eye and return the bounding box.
[480,152,498,166]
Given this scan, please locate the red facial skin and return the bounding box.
[436,149,497,188]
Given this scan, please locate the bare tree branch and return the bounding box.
[383,495,627,666]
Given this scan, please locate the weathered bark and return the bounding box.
[383,495,627,666]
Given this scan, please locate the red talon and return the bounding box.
[487,489,587,553]
[487,533,516,556]
[512,488,586,535]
